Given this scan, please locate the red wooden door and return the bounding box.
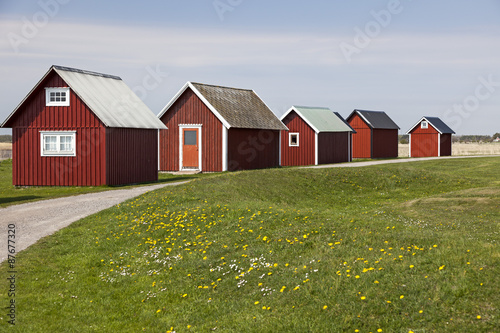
[182,128,199,168]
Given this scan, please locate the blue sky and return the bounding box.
[1,0,499,135]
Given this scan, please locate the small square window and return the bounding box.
[184,130,197,146]
[421,121,428,129]
[46,88,70,106]
[289,133,299,147]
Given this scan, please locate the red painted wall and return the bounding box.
[106,128,158,185]
[318,132,350,164]
[349,114,371,158]
[280,111,315,166]
[410,122,439,157]
[227,128,280,171]
[8,73,107,186]
[372,129,398,158]
[7,71,159,186]
[159,88,223,172]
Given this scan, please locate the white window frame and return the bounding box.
[421,121,428,129]
[289,132,299,147]
[45,87,70,106]
[40,131,76,157]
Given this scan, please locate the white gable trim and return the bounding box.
[405,117,443,135]
[157,82,231,129]
[280,106,320,133]
[355,111,374,129]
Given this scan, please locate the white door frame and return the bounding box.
[179,124,202,171]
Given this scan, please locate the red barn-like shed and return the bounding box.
[406,116,455,157]
[347,109,400,159]
[280,106,354,166]
[1,65,167,186]
[158,82,287,172]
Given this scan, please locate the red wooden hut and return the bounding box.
[346,109,400,158]
[158,82,287,172]
[1,65,167,186]
[280,106,354,166]
[406,116,455,157]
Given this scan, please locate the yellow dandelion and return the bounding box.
[322,305,328,310]
[254,301,259,305]
[400,295,404,299]
[360,296,366,300]
[477,315,481,319]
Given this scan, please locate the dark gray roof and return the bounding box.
[406,116,455,134]
[423,117,455,134]
[190,82,287,130]
[348,109,400,130]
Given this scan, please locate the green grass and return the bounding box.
[0,159,204,207]
[0,157,499,332]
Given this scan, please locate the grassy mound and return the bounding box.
[1,157,498,332]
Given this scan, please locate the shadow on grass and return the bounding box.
[0,195,43,205]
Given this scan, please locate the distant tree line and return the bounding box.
[0,135,12,143]
[452,134,500,143]
[399,133,500,144]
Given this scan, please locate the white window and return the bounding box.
[289,133,299,147]
[421,121,428,129]
[45,87,70,106]
[40,131,76,156]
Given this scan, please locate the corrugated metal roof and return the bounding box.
[333,112,356,133]
[1,66,166,129]
[54,66,166,129]
[283,106,354,133]
[349,110,400,130]
[406,116,455,134]
[190,82,287,131]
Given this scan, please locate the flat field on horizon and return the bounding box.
[399,143,500,157]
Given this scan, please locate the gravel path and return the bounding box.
[0,181,189,262]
